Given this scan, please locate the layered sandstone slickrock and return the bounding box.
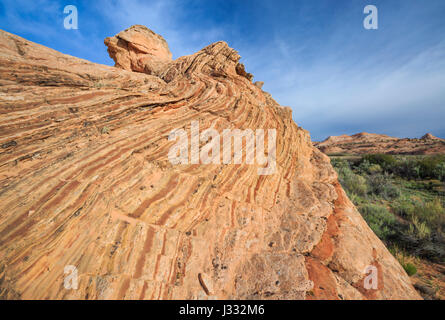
[314,132,445,155]
[0,26,421,300]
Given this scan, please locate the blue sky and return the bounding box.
[1,0,444,141]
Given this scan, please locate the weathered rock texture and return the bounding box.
[104,25,172,76]
[315,132,445,155]
[0,26,421,300]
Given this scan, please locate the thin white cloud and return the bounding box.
[95,0,226,59]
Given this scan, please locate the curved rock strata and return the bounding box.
[0,26,420,300]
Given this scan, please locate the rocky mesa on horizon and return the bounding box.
[0,26,420,300]
[314,132,445,155]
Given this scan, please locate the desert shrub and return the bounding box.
[394,158,421,180]
[393,198,444,229]
[348,193,363,206]
[359,204,397,240]
[382,183,401,200]
[391,198,416,218]
[419,156,444,179]
[367,173,400,200]
[403,263,417,276]
[393,197,444,243]
[362,155,445,180]
[408,216,431,240]
[342,170,368,197]
[389,245,419,275]
[368,164,383,175]
[417,198,445,233]
[330,158,348,170]
[362,154,396,171]
[367,173,386,194]
[392,155,445,180]
[333,159,368,196]
[434,162,445,182]
[358,159,382,175]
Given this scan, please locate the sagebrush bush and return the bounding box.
[417,198,445,233]
[409,216,431,240]
[392,197,444,242]
[362,154,396,171]
[367,173,400,200]
[394,158,421,180]
[418,155,445,179]
[434,162,445,182]
[343,172,368,197]
[382,183,401,200]
[358,160,382,175]
[332,159,368,196]
[359,204,397,240]
[348,193,363,206]
[368,164,383,175]
[391,198,416,218]
[367,174,385,194]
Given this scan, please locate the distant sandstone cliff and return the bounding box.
[0,26,420,299]
[314,132,445,155]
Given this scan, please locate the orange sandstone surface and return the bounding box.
[0,26,421,299]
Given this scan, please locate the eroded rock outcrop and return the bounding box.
[0,26,420,300]
[315,132,445,155]
[104,25,172,76]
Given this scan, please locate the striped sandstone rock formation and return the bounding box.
[0,26,420,300]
